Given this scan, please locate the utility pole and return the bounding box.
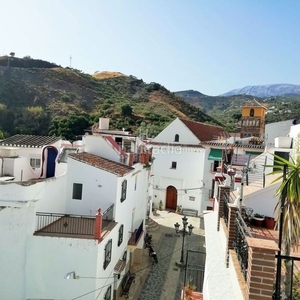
[69,56,72,68]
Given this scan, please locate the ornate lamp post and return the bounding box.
[174,216,194,267]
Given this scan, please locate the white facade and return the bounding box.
[0,132,150,300]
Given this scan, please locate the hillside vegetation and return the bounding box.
[0,56,223,139]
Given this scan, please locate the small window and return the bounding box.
[174,134,179,142]
[250,108,254,117]
[120,180,127,202]
[103,239,112,270]
[171,162,177,169]
[104,285,112,300]
[189,196,195,201]
[118,225,124,247]
[30,158,41,169]
[72,183,83,200]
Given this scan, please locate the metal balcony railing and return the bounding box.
[233,211,253,280]
[128,220,144,246]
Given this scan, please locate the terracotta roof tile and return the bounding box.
[180,119,230,142]
[69,152,134,176]
[242,100,267,109]
[0,134,60,148]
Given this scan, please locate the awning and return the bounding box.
[245,151,260,156]
[208,149,222,161]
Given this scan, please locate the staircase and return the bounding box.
[146,218,160,232]
[246,154,266,187]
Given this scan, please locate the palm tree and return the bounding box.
[270,153,300,299]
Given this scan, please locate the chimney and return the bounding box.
[94,208,103,243]
[99,118,110,130]
[129,153,134,167]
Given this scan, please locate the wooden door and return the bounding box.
[166,186,177,210]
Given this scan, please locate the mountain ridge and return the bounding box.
[220,83,300,97]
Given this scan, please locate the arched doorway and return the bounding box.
[166,186,177,210]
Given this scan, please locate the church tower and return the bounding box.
[240,100,267,138]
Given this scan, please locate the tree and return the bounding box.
[9,52,15,57]
[271,151,300,299]
[0,130,4,139]
[121,104,133,116]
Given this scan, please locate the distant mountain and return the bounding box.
[220,84,300,97]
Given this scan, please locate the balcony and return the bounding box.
[127,220,144,249]
[35,204,115,240]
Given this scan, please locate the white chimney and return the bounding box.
[99,118,110,130]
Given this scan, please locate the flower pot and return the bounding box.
[264,217,275,230]
[253,216,264,227]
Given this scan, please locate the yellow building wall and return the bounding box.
[242,107,266,118]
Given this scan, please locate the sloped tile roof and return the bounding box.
[69,152,134,176]
[180,119,230,142]
[0,134,61,148]
[242,100,267,109]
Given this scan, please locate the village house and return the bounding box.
[0,121,151,300]
[203,121,298,300]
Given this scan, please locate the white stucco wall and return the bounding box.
[66,157,119,215]
[203,210,244,300]
[153,118,200,144]
[0,205,35,300]
[150,146,207,213]
[25,236,99,300]
[265,120,294,149]
[83,135,121,162]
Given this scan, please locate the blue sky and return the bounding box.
[0,0,299,95]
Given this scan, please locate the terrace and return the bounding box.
[214,185,300,300]
[34,204,116,241]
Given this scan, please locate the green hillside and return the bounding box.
[0,56,223,140]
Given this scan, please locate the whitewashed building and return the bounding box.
[0,125,151,300]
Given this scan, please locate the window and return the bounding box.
[171,162,177,169]
[103,239,112,270]
[250,108,254,117]
[120,180,127,202]
[118,225,124,247]
[189,196,195,201]
[72,183,83,200]
[174,134,179,142]
[30,158,41,169]
[134,175,137,191]
[104,285,112,300]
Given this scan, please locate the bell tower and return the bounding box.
[240,100,266,138]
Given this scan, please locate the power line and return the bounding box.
[71,245,184,300]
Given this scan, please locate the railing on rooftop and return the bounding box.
[128,220,144,246]
[234,210,253,280]
[102,203,114,221]
[35,213,95,236]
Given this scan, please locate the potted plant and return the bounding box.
[176,205,182,214]
[253,213,265,227]
[184,281,196,300]
[159,200,163,211]
[264,216,275,230]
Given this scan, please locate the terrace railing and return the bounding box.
[234,210,253,280]
[128,220,144,246]
[35,213,95,236]
[102,203,114,221]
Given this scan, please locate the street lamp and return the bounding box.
[174,216,194,267]
[64,271,79,279]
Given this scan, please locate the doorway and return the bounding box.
[166,186,177,210]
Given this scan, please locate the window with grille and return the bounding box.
[174,134,179,142]
[118,225,124,247]
[103,239,112,270]
[120,180,127,202]
[72,183,83,200]
[104,285,111,300]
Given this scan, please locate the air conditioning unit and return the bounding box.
[0,147,19,158]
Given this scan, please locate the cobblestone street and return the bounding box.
[131,211,205,300]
